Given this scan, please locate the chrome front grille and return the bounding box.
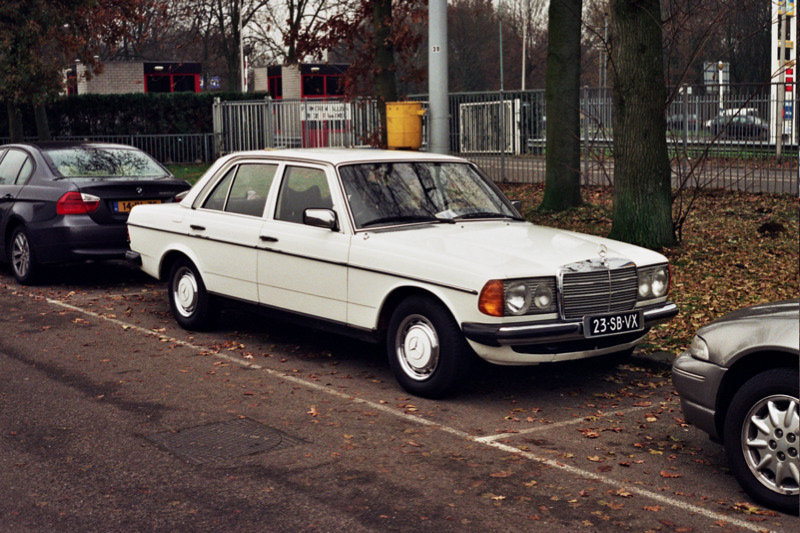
[560,264,638,319]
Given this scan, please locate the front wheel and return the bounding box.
[386,295,472,398]
[723,368,799,515]
[9,226,38,285]
[168,259,216,331]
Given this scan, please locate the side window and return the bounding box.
[225,163,276,216]
[16,157,33,184]
[275,166,332,223]
[0,149,29,185]
[200,163,278,217]
[201,167,235,211]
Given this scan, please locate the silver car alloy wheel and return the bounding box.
[11,231,31,278]
[741,393,800,496]
[394,313,440,381]
[172,266,199,318]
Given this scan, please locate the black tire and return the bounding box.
[8,226,38,285]
[168,258,216,331]
[723,368,799,515]
[386,295,472,398]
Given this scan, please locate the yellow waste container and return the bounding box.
[386,101,425,150]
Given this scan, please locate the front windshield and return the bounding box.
[44,146,168,179]
[339,162,518,229]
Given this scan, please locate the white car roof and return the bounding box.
[220,148,468,166]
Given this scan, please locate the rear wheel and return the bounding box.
[168,259,216,330]
[723,368,799,515]
[8,226,38,285]
[386,295,471,398]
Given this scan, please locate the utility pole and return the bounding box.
[429,0,449,154]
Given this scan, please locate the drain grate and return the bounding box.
[146,418,300,465]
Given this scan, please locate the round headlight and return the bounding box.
[533,283,553,310]
[505,282,531,316]
[652,268,668,297]
[638,277,651,298]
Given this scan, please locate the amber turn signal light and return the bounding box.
[478,280,505,317]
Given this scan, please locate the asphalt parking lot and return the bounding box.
[0,261,795,532]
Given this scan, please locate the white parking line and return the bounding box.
[475,404,656,443]
[45,296,777,533]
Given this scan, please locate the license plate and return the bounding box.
[584,310,643,338]
[114,199,162,213]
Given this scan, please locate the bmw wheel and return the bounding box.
[723,368,799,515]
[9,226,38,285]
[386,295,471,398]
[168,258,216,330]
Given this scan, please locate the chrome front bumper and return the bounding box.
[462,301,678,349]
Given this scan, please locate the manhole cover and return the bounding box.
[146,418,300,465]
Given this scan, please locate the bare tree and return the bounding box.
[187,0,269,91]
[249,0,350,65]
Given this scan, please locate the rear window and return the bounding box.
[43,146,168,179]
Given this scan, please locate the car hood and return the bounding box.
[704,299,800,325]
[349,220,667,286]
[696,300,800,363]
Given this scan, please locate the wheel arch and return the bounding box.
[3,215,27,254]
[715,350,799,437]
[158,249,196,282]
[375,286,458,341]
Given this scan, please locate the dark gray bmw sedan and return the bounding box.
[672,299,800,514]
[0,142,190,284]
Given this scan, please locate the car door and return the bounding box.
[186,161,278,302]
[0,148,34,251]
[256,164,350,323]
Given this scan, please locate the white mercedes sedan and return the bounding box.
[127,149,677,397]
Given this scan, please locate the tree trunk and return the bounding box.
[608,0,675,249]
[34,104,51,141]
[6,101,24,142]
[373,0,397,147]
[540,0,582,211]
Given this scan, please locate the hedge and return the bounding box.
[1,92,269,138]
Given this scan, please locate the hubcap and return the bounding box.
[11,232,30,278]
[395,314,439,381]
[173,267,198,318]
[741,394,800,496]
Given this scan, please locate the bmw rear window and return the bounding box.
[44,146,168,179]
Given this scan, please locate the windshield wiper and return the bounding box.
[360,215,444,228]
[452,211,521,221]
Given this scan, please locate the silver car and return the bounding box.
[672,300,799,514]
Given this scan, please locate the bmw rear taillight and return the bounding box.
[56,192,101,215]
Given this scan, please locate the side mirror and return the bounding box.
[304,208,338,231]
[511,200,522,211]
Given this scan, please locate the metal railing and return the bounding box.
[432,84,798,195]
[5,84,792,194]
[0,133,215,164]
[212,97,381,155]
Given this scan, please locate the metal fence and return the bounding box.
[8,84,794,194]
[210,87,795,194]
[437,84,798,195]
[0,133,215,165]
[212,97,381,154]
